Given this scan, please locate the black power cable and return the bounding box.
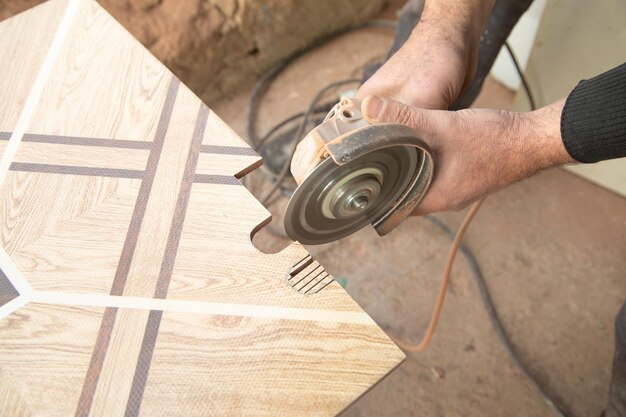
[246,20,397,149]
[253,103,334,152]
[505,41,537,111]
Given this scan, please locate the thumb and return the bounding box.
[361,95,439,138]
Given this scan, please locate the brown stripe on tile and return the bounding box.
[193,174,241,185]
[10,162,144,179]
[0,132,152,149]
[75,76,180,417]
[0,293,17,307]
[124,309,162,417]
[0,268,18,307]
[0,132,153,149]
[23,133,153,149]
[200,144,257,156]
[75,306,118,417]
[124,104,210,417]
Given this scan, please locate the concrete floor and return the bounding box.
[212,8,626,417]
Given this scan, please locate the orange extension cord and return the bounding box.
[392,198,486,352]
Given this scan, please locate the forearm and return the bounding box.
[413,0,495,55]
[498,63,626,170]
[520,99,575,172]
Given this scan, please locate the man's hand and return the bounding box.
[357,0,495,109]
[361,96,575,215]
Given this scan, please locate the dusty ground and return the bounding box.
[212,16,626,417]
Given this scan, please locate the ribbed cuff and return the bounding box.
[560,62,626,163]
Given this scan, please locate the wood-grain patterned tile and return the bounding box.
[26,0,170,141]
[0,1,404,416]
[0,173,140,293]
[0,0,69,133]
[140,311,404,417]
[0,303,104,416]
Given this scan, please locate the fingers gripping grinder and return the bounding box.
[284,97,435,245]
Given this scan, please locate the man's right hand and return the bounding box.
[360,96,575,215]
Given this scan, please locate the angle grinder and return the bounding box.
[284,97,435,245]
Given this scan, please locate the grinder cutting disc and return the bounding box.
[284,98,434,245]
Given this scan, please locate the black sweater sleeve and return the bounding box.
[560,62,626,163]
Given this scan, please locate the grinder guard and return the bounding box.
[285,97,434,244]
